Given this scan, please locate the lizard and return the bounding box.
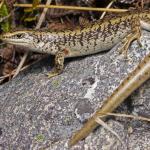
[0,9,150,146]
[0,10,150,78]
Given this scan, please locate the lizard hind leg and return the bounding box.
[47,49,69,78]
[118,22,142,58]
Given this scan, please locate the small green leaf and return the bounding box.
[23,0,40,23]
[0,2,10,32]
[24,16,37,22]
[51,79,62,87]
[35,134,45,142]
[24,8,34,13]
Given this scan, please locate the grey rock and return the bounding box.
[0,31,150,150]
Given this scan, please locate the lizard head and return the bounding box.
[0,30,57,54]
[0,31,36,48]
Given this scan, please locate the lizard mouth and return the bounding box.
[1,38,28,45]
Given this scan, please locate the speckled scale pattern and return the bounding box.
[42,15,133,56]
[25,11,150,57]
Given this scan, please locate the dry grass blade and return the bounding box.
[12,51,28,78]
[14,4,128,13]
[98,112,150,122]
[100,1,114,19]
[35,0,52,29]
[0,0,4,9]
[95,117,127,149]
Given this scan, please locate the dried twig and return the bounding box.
[0,0,4,9]
[94,111,150,148]
[35,0,52,29]
[12,50,28,78]
[100,1,114,19]
[100,112,150,122]
[95,117,127,149]
[14,4,128,12]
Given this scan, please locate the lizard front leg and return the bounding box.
[47,49,69,78]
[119,19,142,57]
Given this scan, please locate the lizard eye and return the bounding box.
[16,34,24,38]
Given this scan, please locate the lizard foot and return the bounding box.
[118,37,142,59]
[47,49,66,78]
[47,69,62,78]
[118,18,142,58]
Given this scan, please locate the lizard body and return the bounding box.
[69,51,150,147]
[1,10,150,77]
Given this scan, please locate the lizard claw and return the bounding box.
[47,72,59,78]
[47,68,62,78]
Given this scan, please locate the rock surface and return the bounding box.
[0,31,150,150]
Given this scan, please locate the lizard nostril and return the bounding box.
[37,39,40,43]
